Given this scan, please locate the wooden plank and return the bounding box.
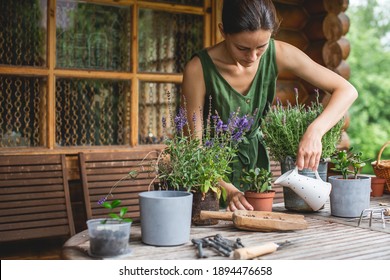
[0,185,64,195]
[0,172,63,182]
[0,204,67,216]
[0,191,65,202]
[0,226,72,242]
[0,212,67,223]
[0,218,72,231]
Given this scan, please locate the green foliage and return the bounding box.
[97,171,138,224]
[100,199,133,224]
[261,91,343,162]
[330,147,367,179]
[158,101,255,200]
[240,167,273,193]
[346,0,390,174]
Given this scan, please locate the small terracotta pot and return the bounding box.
[244,190,275,212]
[371,177,386,197]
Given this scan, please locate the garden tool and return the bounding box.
[200,210,308,232]
[191,234,245,258]
[357,207,390,229]
[233,240,291,260]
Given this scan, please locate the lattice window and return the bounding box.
[0,0,208,149]
[56,1,132,71]
[0,76,46,147]
[55,78,131,146]
[138,82,180,144]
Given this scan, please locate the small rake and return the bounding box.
[357,208,390,229]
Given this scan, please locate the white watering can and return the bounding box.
[275,167,332,211]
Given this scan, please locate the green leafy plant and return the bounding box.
[97,170,138,224]
[330,147,367,179]
[261,89,344,162]
[240,167,273,193]
[156,96,256,200]
[100,199,133,224]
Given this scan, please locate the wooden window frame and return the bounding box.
[0,0,216,155]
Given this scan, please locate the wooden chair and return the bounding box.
[0,154,75,242]
[79,150,160,222]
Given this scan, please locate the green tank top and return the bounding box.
[195,39,278,189]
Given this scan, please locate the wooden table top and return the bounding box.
[62,195,390,260]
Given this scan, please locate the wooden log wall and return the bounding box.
[273,0,351,106]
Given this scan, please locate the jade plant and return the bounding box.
[240,167,273,193]
[330,147,367,179]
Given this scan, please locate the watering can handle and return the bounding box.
[293,167,324,182]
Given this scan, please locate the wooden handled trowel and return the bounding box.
[200,210,308,232]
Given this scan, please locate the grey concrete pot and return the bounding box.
[139,190,193,246]
[328,175,371,218]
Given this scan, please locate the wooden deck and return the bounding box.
[62,194,390,260]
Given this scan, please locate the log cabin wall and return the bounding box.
[0,1,352,232]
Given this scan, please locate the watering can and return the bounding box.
[275,167,332,211]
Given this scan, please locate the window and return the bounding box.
[0,0,208,149]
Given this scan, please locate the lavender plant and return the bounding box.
[261,89,344,163]
[157,96,255,200]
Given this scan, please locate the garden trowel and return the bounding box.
[200,210,308,232]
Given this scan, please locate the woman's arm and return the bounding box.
[275,40,358,171]
[181,56,206,139]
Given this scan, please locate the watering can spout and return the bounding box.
[275,167,332,211]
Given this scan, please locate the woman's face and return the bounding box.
[223,28,272,67]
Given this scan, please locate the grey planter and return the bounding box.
[328,175,371,218]
[139,190,193,246]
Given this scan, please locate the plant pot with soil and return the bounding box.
[240,167,275,211]
[261,89,344,212]
[328,148,371,218]
[370,176,386,197]
[154,100,256,226]
[87,200,133,257]
[87,218,132,257]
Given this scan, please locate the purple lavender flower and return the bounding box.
[97,196,107,205]
[174,108,187,132]
[216,119,228,133]
[204,140,213,148]
[231,131,243,142]
[162,116,167,128]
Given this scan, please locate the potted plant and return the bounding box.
[370,176,386,197]
[328,147,371,218]
[261,89,344,211]
[240,167,275,211]
[149,99,255,225]
[87,198,132,258]
[138,96,255,246]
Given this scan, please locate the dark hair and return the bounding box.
[222,0,279,35]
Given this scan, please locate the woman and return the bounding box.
[181,0,358,211]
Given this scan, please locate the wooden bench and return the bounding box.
[79,150,160,222]
[0,154,75,242]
